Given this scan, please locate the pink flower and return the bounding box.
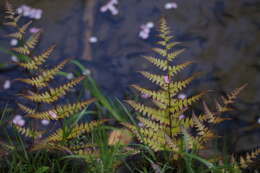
[3,80,11,89]
[41,119,50,126]
[165,2,178,10]
[48,111,57,119]
[29,27,41,33]
[141,93,150,99]
[100,0,119,15]
[178,114,185,120]
[178,93,187,100]
[13,115,25,126]
[164,76,170,83]
[10,39,18,46]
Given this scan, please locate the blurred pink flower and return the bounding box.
[164,76,170,83]
[178,114,185,120]
[178,93,187,99]
[48,111,57,119]
[165,2,178,10]
[41,119,50,126]
[141,93,150,99]
[13,115,25,126]
[3,80,11,89]
[29,27,41,33]
[100,0,119,15]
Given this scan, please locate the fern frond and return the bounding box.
[239,148,260,168]
[169,61,193,76]
[46,120,107,142]
[13,125,42,138]
[170,92,205,113]
[165,74,199,95]
[132,85,168,103]
[17,103,36,114]
[27,98,95,120]
[126,100,169,124]
[139,71,165,86]
[67,120,107,139]
[222,84,247,105]
[143,56,167,71]
[16,45,56,70]
[157,18,172,42]
[22,76,85,103]
[6,21,32,40]
[16,59,70,88]
[152,48,167,57]
[167,48,185,61]
[12,31,42,55]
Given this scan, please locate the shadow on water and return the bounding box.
[0,0,259,151]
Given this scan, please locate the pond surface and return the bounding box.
[0,0,259,151]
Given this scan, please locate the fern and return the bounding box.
[3,1,105,157]
[124,18,245,165]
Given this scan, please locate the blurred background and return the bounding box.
[0,0,259,152]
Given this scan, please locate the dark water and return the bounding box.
[0,0,259,151]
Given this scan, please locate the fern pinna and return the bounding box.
[3,1,105,156]
[123,18,249,166]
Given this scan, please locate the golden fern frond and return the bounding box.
[22,76,85,103]
[13,125,42,138]
[16,59,70,88]
[27,98,96,120]
[167,48,185,62]
[12,31,42,55]
[222,84,247,105]
[139,71,165,86]
[192,113,215,139]
[16,45,56,70]
[124,122,166,151]
[143,56,167,71]
[137,116,164,132]
[166,74,199,95]
[152,47,167,57]
[157,18,172,42]
[46,120,107,142]
[6,21,32,40]
[239,148,260,169]
[170,92,205,113]
[169,61,193,76]
[132,85,168,103]
[17,103,36,114]
[5,1,15,14]
[126,100,169,124]
[138,128,167,151]
[67,119,108,139]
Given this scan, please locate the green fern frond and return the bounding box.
[16,45,56,70]
[27,98,96,120]
[16,59,70,88]
[22,76,85,103]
